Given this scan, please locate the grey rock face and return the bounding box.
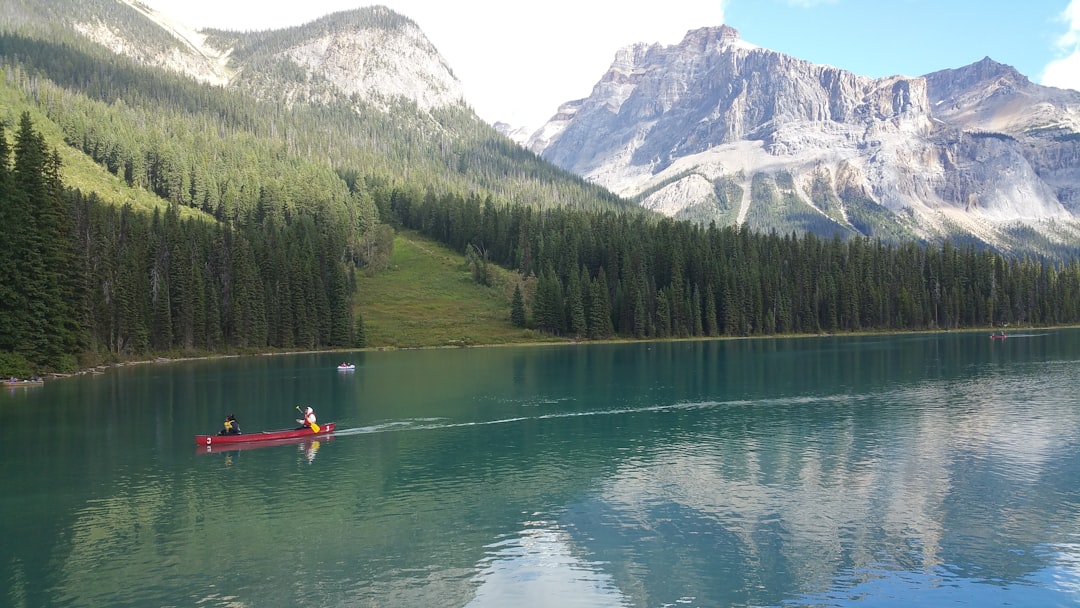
[530,26,1080,253]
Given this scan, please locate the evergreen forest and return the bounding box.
[0,112,360,376]
[391,190,1080,340]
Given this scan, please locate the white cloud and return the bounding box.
[1041,0,1080,91]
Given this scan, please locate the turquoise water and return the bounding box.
[2,330,1079,607]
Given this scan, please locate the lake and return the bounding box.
[2,330,1079,607]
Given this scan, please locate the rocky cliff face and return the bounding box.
[529,26,1080,254]
[226,7,464,113]
[75,1,464,115]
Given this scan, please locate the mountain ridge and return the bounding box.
[109,2,465,113]
[527,25,1080,255]
[7,2,1080,255]
[1,0,629,219]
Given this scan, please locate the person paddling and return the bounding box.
[296,406,317,431]
[217,413,241,436]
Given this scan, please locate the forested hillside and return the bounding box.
[0,30,627,219]
[0,112,360,376]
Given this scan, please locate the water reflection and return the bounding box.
[299,439,321,464]
[1038,543,1080,596]
[4,331,1080,607]
[468,521,629,608]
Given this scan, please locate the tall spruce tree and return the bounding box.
[0,120,17,356]
[566,265,587,338]
[510,284,526,328]
[4,113,78,368]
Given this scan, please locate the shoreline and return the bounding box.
[40,324,1064,383]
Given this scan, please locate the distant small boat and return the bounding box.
[2,377,44,387]
[990,332,1007,340]
[337,363,356,370]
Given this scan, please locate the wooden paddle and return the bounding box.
[296,405,321,433]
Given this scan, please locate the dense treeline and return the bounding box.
[391,191,1080,339]
[0,112,81,372]
[69,192,359,355]
[0,114,361,375]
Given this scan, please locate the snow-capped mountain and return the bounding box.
[528,26,1080,253]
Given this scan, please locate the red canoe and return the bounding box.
[197,434,334,455]
[195,422,336,447]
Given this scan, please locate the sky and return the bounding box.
[138,0,1080,132]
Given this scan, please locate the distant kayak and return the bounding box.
[337,363,356,370]
[195,422,335,447]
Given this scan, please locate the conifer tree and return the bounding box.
[656,289,672,338]
[149,209,173,350]
[510,284,526,328]
[566,265,587,338]
[534,266,564,335]
[588,268,615,339]
[0,121,20,355]
[704,284,719,337]
[6,113,46,360]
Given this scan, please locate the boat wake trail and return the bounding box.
[330,393,859,438]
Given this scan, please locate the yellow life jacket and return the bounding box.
[224,419,235,431]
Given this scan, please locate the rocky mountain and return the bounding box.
[494,121,534,144]
[1,0,470,125]
[528,26,1080,255]
[2,0,627,215]
[60,0,465,113]
[7,1,1078,255]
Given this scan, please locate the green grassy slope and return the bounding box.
[356,230,552,349]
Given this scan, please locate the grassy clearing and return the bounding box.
[356,230,554,349]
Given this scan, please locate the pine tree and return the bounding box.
[588,268,615,339]
[6,113,47,360]
[510,284,526,328]
[0,120,20,355]
[5,113,79,367]
[534,266,564,335]
[149,209,174,350]
[566,265,587,338]
[656,289,672,338]
[704,284,719,337]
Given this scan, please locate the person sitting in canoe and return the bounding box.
[217,413,241,436]
[296,406,317,430]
